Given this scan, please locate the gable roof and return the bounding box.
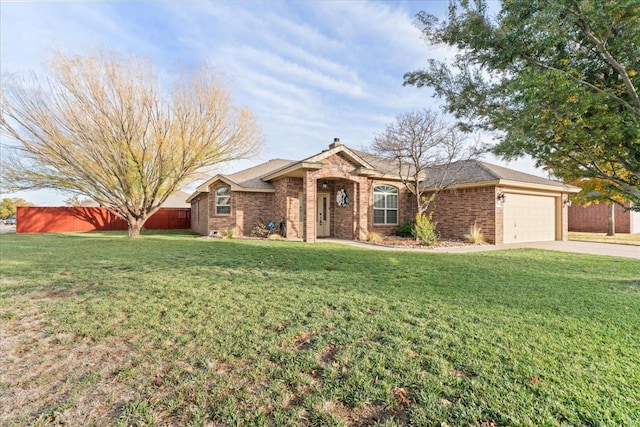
[187,143,579,203]
[226,158,297,190]
[186,159,296,203]
[422,159,578,191]
[353,149,578,192]
[262,142,377,181]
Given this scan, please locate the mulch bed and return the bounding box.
[370,236,480,249]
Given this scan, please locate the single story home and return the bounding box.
[187,139,579,244]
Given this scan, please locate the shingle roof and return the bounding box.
[352,148,572,189]
[350,149,414,176]
[421,159,573,189]
[226,159,296,190]
[190,145,576,200]
[188,159,297,202]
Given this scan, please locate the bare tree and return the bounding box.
[1,51,263,237]
[371,109,477,217]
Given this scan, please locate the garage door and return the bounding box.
[503,194,556,243]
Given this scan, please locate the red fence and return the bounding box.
[568,202,631,233]
[16,207,191,233]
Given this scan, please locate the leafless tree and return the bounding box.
[1,51,263,237]
[371,108,478,217]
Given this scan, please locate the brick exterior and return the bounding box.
[368,180,416,236]
[329,179,355,239]
[302,153,369,242]
[190,196,209,235]
[273,177,304,239]
[206,183,275,236]
[429,186,499,244]
[193,149,573,244]
[568,202,632,233]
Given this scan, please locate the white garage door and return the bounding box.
[503,194,556,243]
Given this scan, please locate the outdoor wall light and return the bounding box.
[322,181,328,189]
[496,192,506,204]
[563,198,572,207]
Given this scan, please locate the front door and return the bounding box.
[317,192,330,237]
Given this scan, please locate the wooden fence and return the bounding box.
[16,207,191,233]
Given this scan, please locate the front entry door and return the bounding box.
[317,192,330,237]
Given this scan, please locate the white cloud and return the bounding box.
[3,0,543,204]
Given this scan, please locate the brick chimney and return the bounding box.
[329,137,343,149]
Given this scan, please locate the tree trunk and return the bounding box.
[127,217,146,238]
[607,202,615,236]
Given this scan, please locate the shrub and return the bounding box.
[250,219,276,238]
[464,221,485,244]
[221,229,235,239]
[267,233,283,240]
[366,231,383,243]
[395,220,415,237]
[414,213,438,245]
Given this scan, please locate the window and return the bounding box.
[215,187,231,215]
[373,185,398,224]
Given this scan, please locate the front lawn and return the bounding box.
[1,232,638,426]
[569,231,640,246]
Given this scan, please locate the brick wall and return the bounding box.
[206,183,275,236]
[236,192,276,236]
[321,153,355,168]
[568,202,631,233]
[190,196,208,235]
[207,183,236,234]
[288,178,305,239]
[272,177,305,238]
[368,180,417,236]
[429,186,498,244]
[303,153,370,242]
[331,179,355,239]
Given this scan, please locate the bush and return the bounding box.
[250,219,276,238]
[414,213,438,245]
[221,229,235,239]
[464,221,485,244]
[267,233,283,240]
[395,220,415,237]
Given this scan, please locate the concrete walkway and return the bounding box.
[323,239,640,260]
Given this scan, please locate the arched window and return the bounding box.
[373,185,398,225]
[215,187,231,215]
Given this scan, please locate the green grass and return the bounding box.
[1,231,639,426]
[569,231,640,246]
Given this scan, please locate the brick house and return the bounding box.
[187,139,579,244]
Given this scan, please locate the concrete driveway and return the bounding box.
[325,238,640,259]
[433,240,640,259]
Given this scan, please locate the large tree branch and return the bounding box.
[567,0,640,112]
[520,53,639,116]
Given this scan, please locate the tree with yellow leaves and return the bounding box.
[1,51,263,237]
[567,176,628,236]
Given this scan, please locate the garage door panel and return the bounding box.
[504,194,556,243]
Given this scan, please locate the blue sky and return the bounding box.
[1,0,536,205]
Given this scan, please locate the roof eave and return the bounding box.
[231,187,275,193]
[498,179,582,193]
[419,179,580,193]
[195,174,238,192]
[304,145,376,169]
[262,161,324,181]
[186,191,202,204]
